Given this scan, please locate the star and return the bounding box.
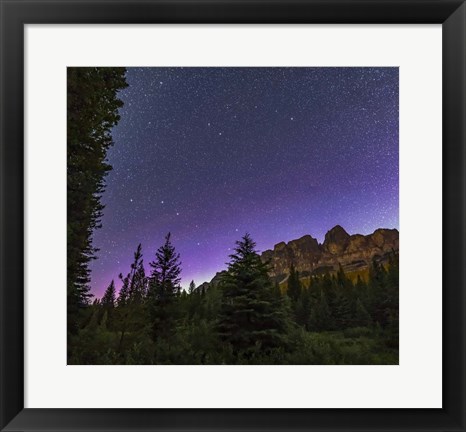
[88,67,399,296]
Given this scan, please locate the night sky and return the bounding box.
[89,67,399,297]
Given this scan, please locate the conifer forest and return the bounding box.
[67,67,399,365]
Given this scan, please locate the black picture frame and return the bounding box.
[1,1,465,431]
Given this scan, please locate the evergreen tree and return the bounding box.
[67,67,128,335]
[189,280,196,294]
[287,264,302,302]
[218,234,290,360]
[98,280,116,331]
[101,280,116,309]
[272,280,282,300]
[385,252,399,348]
[386,250,399,318]
[333,291,352,329]
[295,287,312,329]
[115,244,148,352]
[116,245,146,307]
[336,263,353,290]
[378,251,399,335]
[127,243,147,304]
[368,257,388,326]
[117,273,129,307]
[148,233,182,341]
[354,297,372,327]
[310,289,333,331]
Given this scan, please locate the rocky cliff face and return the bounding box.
[261,225,399,279]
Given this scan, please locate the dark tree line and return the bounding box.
[68,232,399,365]
[67,67,128,336]
[285,257,398,338]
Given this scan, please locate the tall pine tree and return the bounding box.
[116,244,147,352]
[218,234,290,360]
[188,280,196,294]
[287,264,302,301]
[67,67,128,335]
[148,233,182,341]
[101,280,116,309]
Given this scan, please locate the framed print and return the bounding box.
[0,0,465,431]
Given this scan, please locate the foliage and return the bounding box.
[217,234,292,359]
[147,232,182,343]
[68,232,399,365]
[67,67,128,335]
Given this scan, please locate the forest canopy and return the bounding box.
[69,231,399,365]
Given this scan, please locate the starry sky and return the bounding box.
[89,67,399,297]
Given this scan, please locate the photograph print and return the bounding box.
[67,67,399,365]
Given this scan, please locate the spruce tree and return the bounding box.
[287,264,302,302]
[218,234,290,360]
[272,280,282,300]
[116,244,148,351]
[295,287,311,329]
[148,233,182,341]
[336,263,353,290]
[117,273,129,307]
[189,280,196,294]
[101,280,116,308]
[99,280,116,331]
[368,257,388,326]
[310,289,333,331]
[67,67,128,335]
[354,297,372,327]
[386,250,399,320]
[127,243,147,304]
[333,291,352,329]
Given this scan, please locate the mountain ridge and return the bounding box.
[197,225,398,290]
[261,225,398,279]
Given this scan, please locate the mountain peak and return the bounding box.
[201,226,399,288]
[327,224,349,236]
[259,226,398,280]
[323,225,350,254]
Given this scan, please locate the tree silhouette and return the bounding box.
[101,280,116,309]
[218,233,290,359]
[67,67,127,336]
[148,233,182,341]
[189,280,196,294]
